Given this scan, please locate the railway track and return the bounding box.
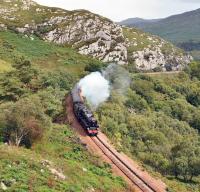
[92,135,166,192]
[65,95,167,192]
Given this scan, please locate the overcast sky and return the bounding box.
[34,0,200,22]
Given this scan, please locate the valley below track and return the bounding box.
[65,95,167,192]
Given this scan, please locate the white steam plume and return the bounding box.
[78,72,110,109]
[77,63,131,110]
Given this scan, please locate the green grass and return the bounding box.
[0,59,12,72]
[0,31,102,76]
[123,27,152,52]
[0,1,67,27]
[0,29,127,192]
[0,32,55,58]
[0,124,127,192]
[0,28,198,192]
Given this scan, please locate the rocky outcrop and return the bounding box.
[0,24,7,31]
[132,47,192,71]
[123,27,193,71]
[0,0,193,70]
[41,14,128,64]
[41,160,66,180]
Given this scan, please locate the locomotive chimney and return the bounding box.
[78,87,84,102]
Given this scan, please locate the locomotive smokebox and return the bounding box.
[71,84,84,103]
[78,87,84,103]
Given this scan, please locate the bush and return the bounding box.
[0,97,50,147]
[186,89,200,107]
[0,58,38,101]
[36,87,65,119]
[125,90,149,112]
[84,61,107,72]
[131,79,155,104]
[186,61,200,80]
[12,58,38,84]
[154,81,179,99]
[40,71,75,90]
[190,110,200,131]
[171,140,200,181]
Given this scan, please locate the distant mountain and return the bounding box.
[119,8,200,60]
[119,18,161,27]
[119,8,200,43]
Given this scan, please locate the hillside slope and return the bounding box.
[0,125,128,192]
[0,2,200,192]
[0,0,192,71]
[0,29,130,191]
[0,28,200,192]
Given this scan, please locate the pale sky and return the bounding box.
[34,0,200,22]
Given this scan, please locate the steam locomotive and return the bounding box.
[71,84,99,136]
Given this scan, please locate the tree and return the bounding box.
[1,97,50,147]
[85,61,107,72]
[186,61,200,80]
[189,157,200,181]
[12,58,38,84]
[0,58,38,101]
[0,74,26,101]
[40,71,75,90]
[186,88,200,107]
[171,140,200,181]
[143,153,170,175]
[125,90,149,112]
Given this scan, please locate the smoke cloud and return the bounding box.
[77,63,131,109]
[78,72,110,109]
[103,63,131,95]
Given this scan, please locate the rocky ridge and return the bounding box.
[0,0,192,70]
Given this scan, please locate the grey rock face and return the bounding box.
[40,15,128,64]
[0,0,193,70]
[132,47,192,71]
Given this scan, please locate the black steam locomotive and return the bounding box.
[71,84,99,136]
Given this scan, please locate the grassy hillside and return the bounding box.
[122,27,184,59]
[0,29,200,192]
[0,124,126,192]
[96,70,200,192]
[0,31,103,75]
[0,30,127,192]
